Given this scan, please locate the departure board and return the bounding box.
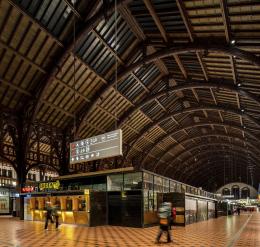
[70,129,122,164]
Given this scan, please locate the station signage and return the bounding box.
[70,129,123,164]
[39,180,60,191]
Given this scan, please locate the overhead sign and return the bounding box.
[70,129,123,164]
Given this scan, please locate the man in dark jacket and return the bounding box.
[52,204,60,229]
[44,203,54,230]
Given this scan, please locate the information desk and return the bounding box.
[24,191,90,225]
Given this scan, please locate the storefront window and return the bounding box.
[163,178,169,192]
[107,174,123,191]
[78,197,86,211]
[176,183,181,192]
[170,181,176,192]
[154,176,163,193]
[0,189,9,214]
[92,183,106,191]
[66,198,73,211]
[143,172,153,190]
[124,172,142,190]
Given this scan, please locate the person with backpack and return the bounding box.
[155,202,172,243]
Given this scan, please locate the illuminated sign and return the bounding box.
[21,186,35,193]
[39,180,60,191]
[222,195,234,199]
[70,129,122,164]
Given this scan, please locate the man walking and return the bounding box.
[52,203,60,229]
[44,202,54,230]
[155,202,172,244]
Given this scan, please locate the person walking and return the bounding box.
[44,202,54,230]
[52,204,60,229]
[170,207,177,229]
[155,202,172,244]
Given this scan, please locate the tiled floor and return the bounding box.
[0,213,259,247]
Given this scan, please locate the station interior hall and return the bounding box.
[0,0,260,246]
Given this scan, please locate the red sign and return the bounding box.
[21,187,35,193]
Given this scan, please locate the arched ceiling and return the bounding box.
[1,0,260,190]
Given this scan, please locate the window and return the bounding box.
[170,181,176,192]
[241,187,250,199]
[124,172,142,190]
[232,186,240,199]
[154,176,163,193]
[162,178,169,192]
[7,170,12,178]
[107,174,123,191]
[2,169,6,177]
[143,172,153,190]
[222,188,230,196]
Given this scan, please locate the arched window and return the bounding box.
[222,188,230,195]
[232,185,240,199]
[241,187,250,199]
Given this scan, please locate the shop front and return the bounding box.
[21,168,218,227]
[0,187,17,215]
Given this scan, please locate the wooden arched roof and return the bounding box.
[1,0,260,189]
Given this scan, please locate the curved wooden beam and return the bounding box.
[118,79,260,128]
[188,165,256,189]
[186,158,259,185]
[76,43,260,135]
[149,133,259,172]
[174,146,259,178]
[141,121,259,169]
[126,105,260,159]
[162,143,258,176]
[188,163,260,188]
[26,162,60,175]
[184,155,256,180]
[28,0,131,139]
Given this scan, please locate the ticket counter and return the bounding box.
[24,192,90,225]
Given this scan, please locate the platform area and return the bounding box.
[0,213,259,247]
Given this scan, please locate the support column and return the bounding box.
[8,120,28,220]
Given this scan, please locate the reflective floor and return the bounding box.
[0,213,259,247]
